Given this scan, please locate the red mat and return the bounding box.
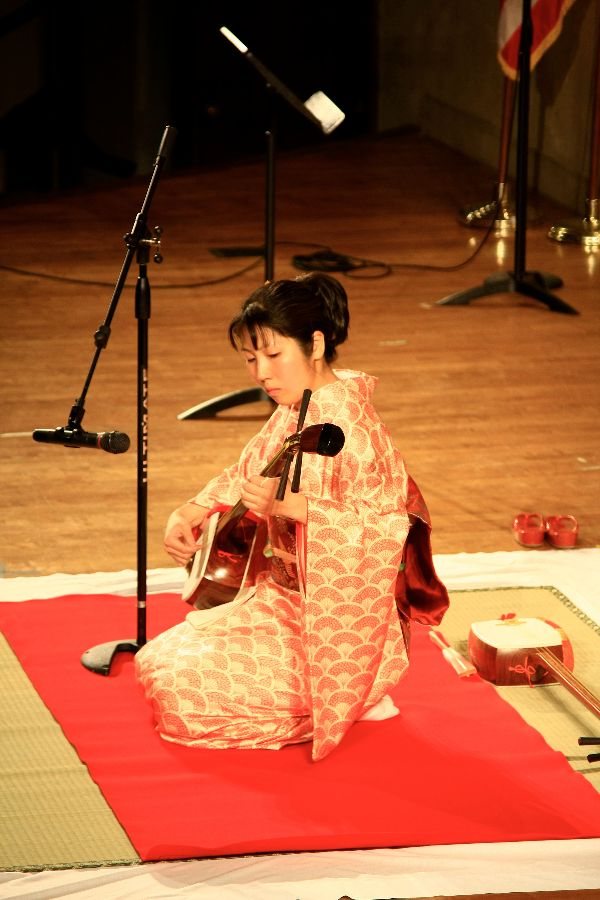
[2,593,600,862]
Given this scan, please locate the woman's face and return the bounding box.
[239,328,328,407]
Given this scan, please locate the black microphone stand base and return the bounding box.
[209,246,265,258]
[81,639,140,676]
[178,387,274,420]
[436,270,579,315]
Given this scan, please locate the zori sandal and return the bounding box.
[545,514,579,549]
[512,512,546,547]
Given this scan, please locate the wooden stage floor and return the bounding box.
[0,129,599,900]
[0,130,598,579]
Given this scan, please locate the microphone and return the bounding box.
[298,423,345,457]
[32,427,130,454]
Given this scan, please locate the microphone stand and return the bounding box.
[80,125,176,675]
[178,27,344,420]
[177,89,278,421]
[436,0,578,316]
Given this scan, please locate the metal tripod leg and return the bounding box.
[178,387,274,420]
[436,271,578,315]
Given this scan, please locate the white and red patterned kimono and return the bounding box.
[136,369,413,761]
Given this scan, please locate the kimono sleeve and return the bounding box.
[297,414,411,761]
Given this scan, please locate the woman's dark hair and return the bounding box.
[228,272,349,363]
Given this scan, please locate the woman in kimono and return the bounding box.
[135,272,447,761]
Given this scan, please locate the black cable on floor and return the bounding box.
[0,209,498,288]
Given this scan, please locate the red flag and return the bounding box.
[498,0,576,79]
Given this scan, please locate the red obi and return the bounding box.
[394,475,450,639]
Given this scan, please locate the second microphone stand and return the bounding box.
[176,88,279,421]
[177,25,343,420]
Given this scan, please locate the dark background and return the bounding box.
[0,0,376,198]
[1,0,594,212]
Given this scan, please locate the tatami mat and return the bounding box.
[0,634,140,871]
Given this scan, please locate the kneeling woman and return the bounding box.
[135,272,445,761]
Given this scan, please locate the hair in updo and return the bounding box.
[228,272,350,363]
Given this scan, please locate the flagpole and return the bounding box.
[436,0,578,315]
[548,10,600,249]
[458,76,516,233]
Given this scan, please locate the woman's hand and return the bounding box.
[164,502,209,566]
[241,475,307,524]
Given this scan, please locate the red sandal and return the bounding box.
[545,515,579,549]
[512,512,545,547]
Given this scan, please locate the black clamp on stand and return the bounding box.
[79,124,177,675]
[436,0,578,316]
[177,26,345,421]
